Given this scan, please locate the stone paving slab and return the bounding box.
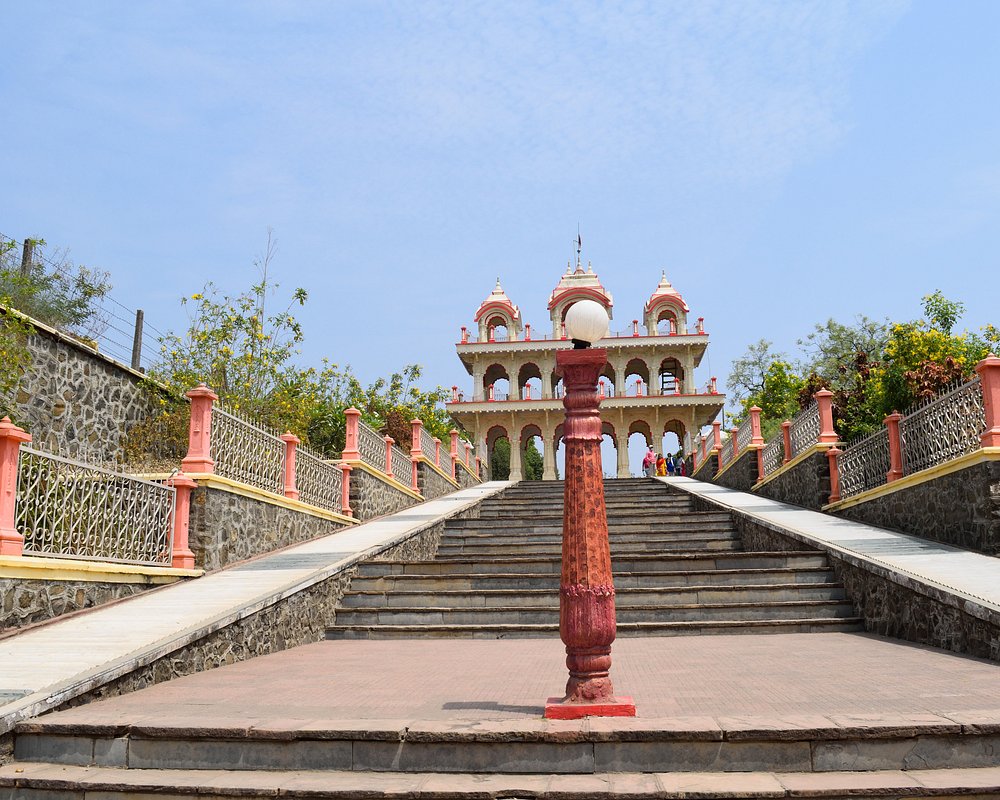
[667,477,1000,612]
[0,482,510,735]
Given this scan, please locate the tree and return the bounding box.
[797,315,889,392]
[491,437,511,480]
[523,437,543,480]
[727,339,784,408]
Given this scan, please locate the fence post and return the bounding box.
[749,407,764,446]
[410,419,424,458]
[781,421,792,464]
[815,389,838,444]
[976,354,1000,448]
[712,420,722,451]
[166,472,197,569]
[384,435,395,478]
[884,412,904,482]
[434,437,442,468]
[342,408,361,461]
[340,464,353,517]
[475,456,481,478]
[827,447,842,504]
[19,239,34,277]
[0,418,31,556]
[460,326,468,343]
[632,319,639,337]
[730,426,739,460]
[181,384,218,474]
[710,377,718,394]
[279,432,300,500]
[131,309,144,372]
[450,429,460,480]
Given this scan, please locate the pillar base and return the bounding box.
[544,696,636,720]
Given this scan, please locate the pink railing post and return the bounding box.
[411,456,420,492]
[636,378,644,397]
[884,412,904,482]
[410,419,424,458]
[669,319,677,336]
[697,317,705,334]
[976,354,1000,448]
[449,429,460,479]
[384,435,395,478]
[632,319,639,337]
[279,432,300,500]
[166,472,197,568]
[460,326,468,344]
[781,420,793,464]
[340,464,353,517]
[475,456,482,478]
[525,323,532,341]
[749,406,765,447]
[465,441,473,467]
[827,447,842,504]
[730,426,739,460]
[434,437,442,468]
[181,383,218,474]
[451,386,459,402]
[815,389,838,444]
[712,420,722,451]
[710,377,718,394]
[342,407,361,461]
[488,384,495,401]
[599,379,606,399]
[0,417,31,556]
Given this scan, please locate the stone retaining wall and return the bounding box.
[455,464,480,489]
[0,579,149,633]
[348,468,418,521]
[754,449,831,510]
[831,460,1000,556]
[712,449,760,492]
[691,453,718,482]
[416,461,458,500]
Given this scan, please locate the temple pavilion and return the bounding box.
[447,258,725,479]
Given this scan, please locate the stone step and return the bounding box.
[331,599,858,626]
[355,551,831,576]
[8,763,1000,798]
[328,616,865,640]
[446,512,730,527]
[434,539,743,557]
[339,583,847,608]
[348,566,839,592]
[441,526,737,544]
[475,498,691,510]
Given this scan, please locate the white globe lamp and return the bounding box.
[565,300,610,348]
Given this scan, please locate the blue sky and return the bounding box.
[3,1,998,427]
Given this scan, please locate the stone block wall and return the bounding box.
[754,449,831,510]
[348,468,419,521]
[691,453,718,482]
[416,461,458,500]
[189,486,349,572]
[0,579,149,632]
[712,449,760,492]
[455,464,481,489]
[831,460,1000,556]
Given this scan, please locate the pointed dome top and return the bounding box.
[473,277,521,322]
[645,270,689,313]
[547,261,613,314]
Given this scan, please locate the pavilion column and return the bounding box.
[616,433,630,478]
[542,425,557,481]
[509,433,524,481]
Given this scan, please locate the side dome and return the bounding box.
[473,278,524,342]
[644,271,689,335]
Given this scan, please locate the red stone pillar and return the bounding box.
[384,435,395,478]
[342,407,361,461]
[0,418,31,556]
[545,347,635,719]
[976,355,1000,447]
[885,412,904,482]
[632,319,639,337]
[340,464,353,517]
[827,447,842,504]
[181,384,218,473]
[451,386,459,402]
[525,323,532,341]
[279,432,300,500]
[434,437,442,468]
[781,421,793,464]
[669,319,677,335]
[449,429,460,480]
[166,472,198,568]
[815,389,838,444]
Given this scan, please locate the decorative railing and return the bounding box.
[294,445,343,514]
[900,377,985,476]
[761,435,784,478]
[735,418,753,455]
[16,447,175,565]
[356,418,387,472]
[839,427,891,499]
[788,402,820,458]
[420,428,438,463]
[719,436,734,467]
[210,402,285,495]
[390,441,412,482]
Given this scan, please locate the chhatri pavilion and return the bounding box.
[447,258,725,479]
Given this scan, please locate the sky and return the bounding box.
[3,1,999,469]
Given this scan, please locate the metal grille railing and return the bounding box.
[16,447,175,565]
[295,445,343,514]
[735,418,753,455]
[761,435,784,478]
[420,428,438,461]
[719,436,734,467]
[356,419,387,472]
[210,403,285,494]
[839,427,891,499]
[391,442,412,482]
[788,402,820,458]
[900,377,985,476]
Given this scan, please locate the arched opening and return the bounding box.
[656,308,678,336]
[520,424,544,480]
[658,358,685,394]
[553,423,565,480]
[518,363,543,401]
[628,420,653,477]
[661,419,686,474]
[486,425,510,480]
[484,363,511,401]
[624,358,650,397]
[486,315,511,342]
[551,374,566,400]
[601,421,617,478]
[598,363,616,398]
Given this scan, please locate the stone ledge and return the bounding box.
[0,556,201,584]
[336,460,424,501]
[413,455,459,488]
[712,444,761,482]
[753,443,837,492]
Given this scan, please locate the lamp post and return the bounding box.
[545,300,635,719]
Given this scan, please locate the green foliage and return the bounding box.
[921,290,965,335]
[0,307,34,419]
[491,437,511,480]
[523,437,543,480]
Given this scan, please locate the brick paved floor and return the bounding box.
[35,632,1000,729]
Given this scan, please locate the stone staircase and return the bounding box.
[327,478,863,640]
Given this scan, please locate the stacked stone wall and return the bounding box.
[416,461,458,500]
[712,449,760,492]
[455,465,481,489]
[691,453,718,481]
[0,579,149,632]
[348,468,418,521]
[754,450,830,510]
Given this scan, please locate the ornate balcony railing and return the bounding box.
[900,377,985,476]
[719,436,734,467]
[16,447,175,566]
[420,428,438,462]
[735,417,753,456]
[761,435,784,478]
[839,427,891,500]
[210,402,285,495]
[788,402,820,459]
[295,444,343,514]
[355,418,387,472]
[391,441,412,482]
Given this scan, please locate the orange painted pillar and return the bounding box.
[669,319,677,336]
[632,319,639,337]
[410,419,424,458]
[166,472,198,569]
[884,412,904,482]
[465,442,473,467]
[342,407,361,461]
[525,323,532,341]
[749,407,764,446]
[697,317,705,334]
[384,435,395,478]
[815,389,838,444]
[712,420,722,451]
[279,432,300,500]
[434,437,442,468]
[475,456,482,478]
[827,447,842,504]
[0,417,31,556]
[781,421,793,464]
[451,386,459,402]
[636,379,644,397]
[460,326,468,344]
[340,464,353,517]
[976,354,1000,447]
[450,429,460,480]
[710,377,718,394]
[730,426,739,460]
[181,383,218,474]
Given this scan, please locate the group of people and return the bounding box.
[642,445,685,478]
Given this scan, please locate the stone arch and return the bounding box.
[483,363,511,401]
[486,424,510,480]
[518,362,543,401]
[624,357,650,396]
[628,419,652,445]
[658,357,685,394]
[661,419,687,459]
[520,423,544,481]
[598,363,616,397]
[484,314,511,342]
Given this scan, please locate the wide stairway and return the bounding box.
[328,478,862,639]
